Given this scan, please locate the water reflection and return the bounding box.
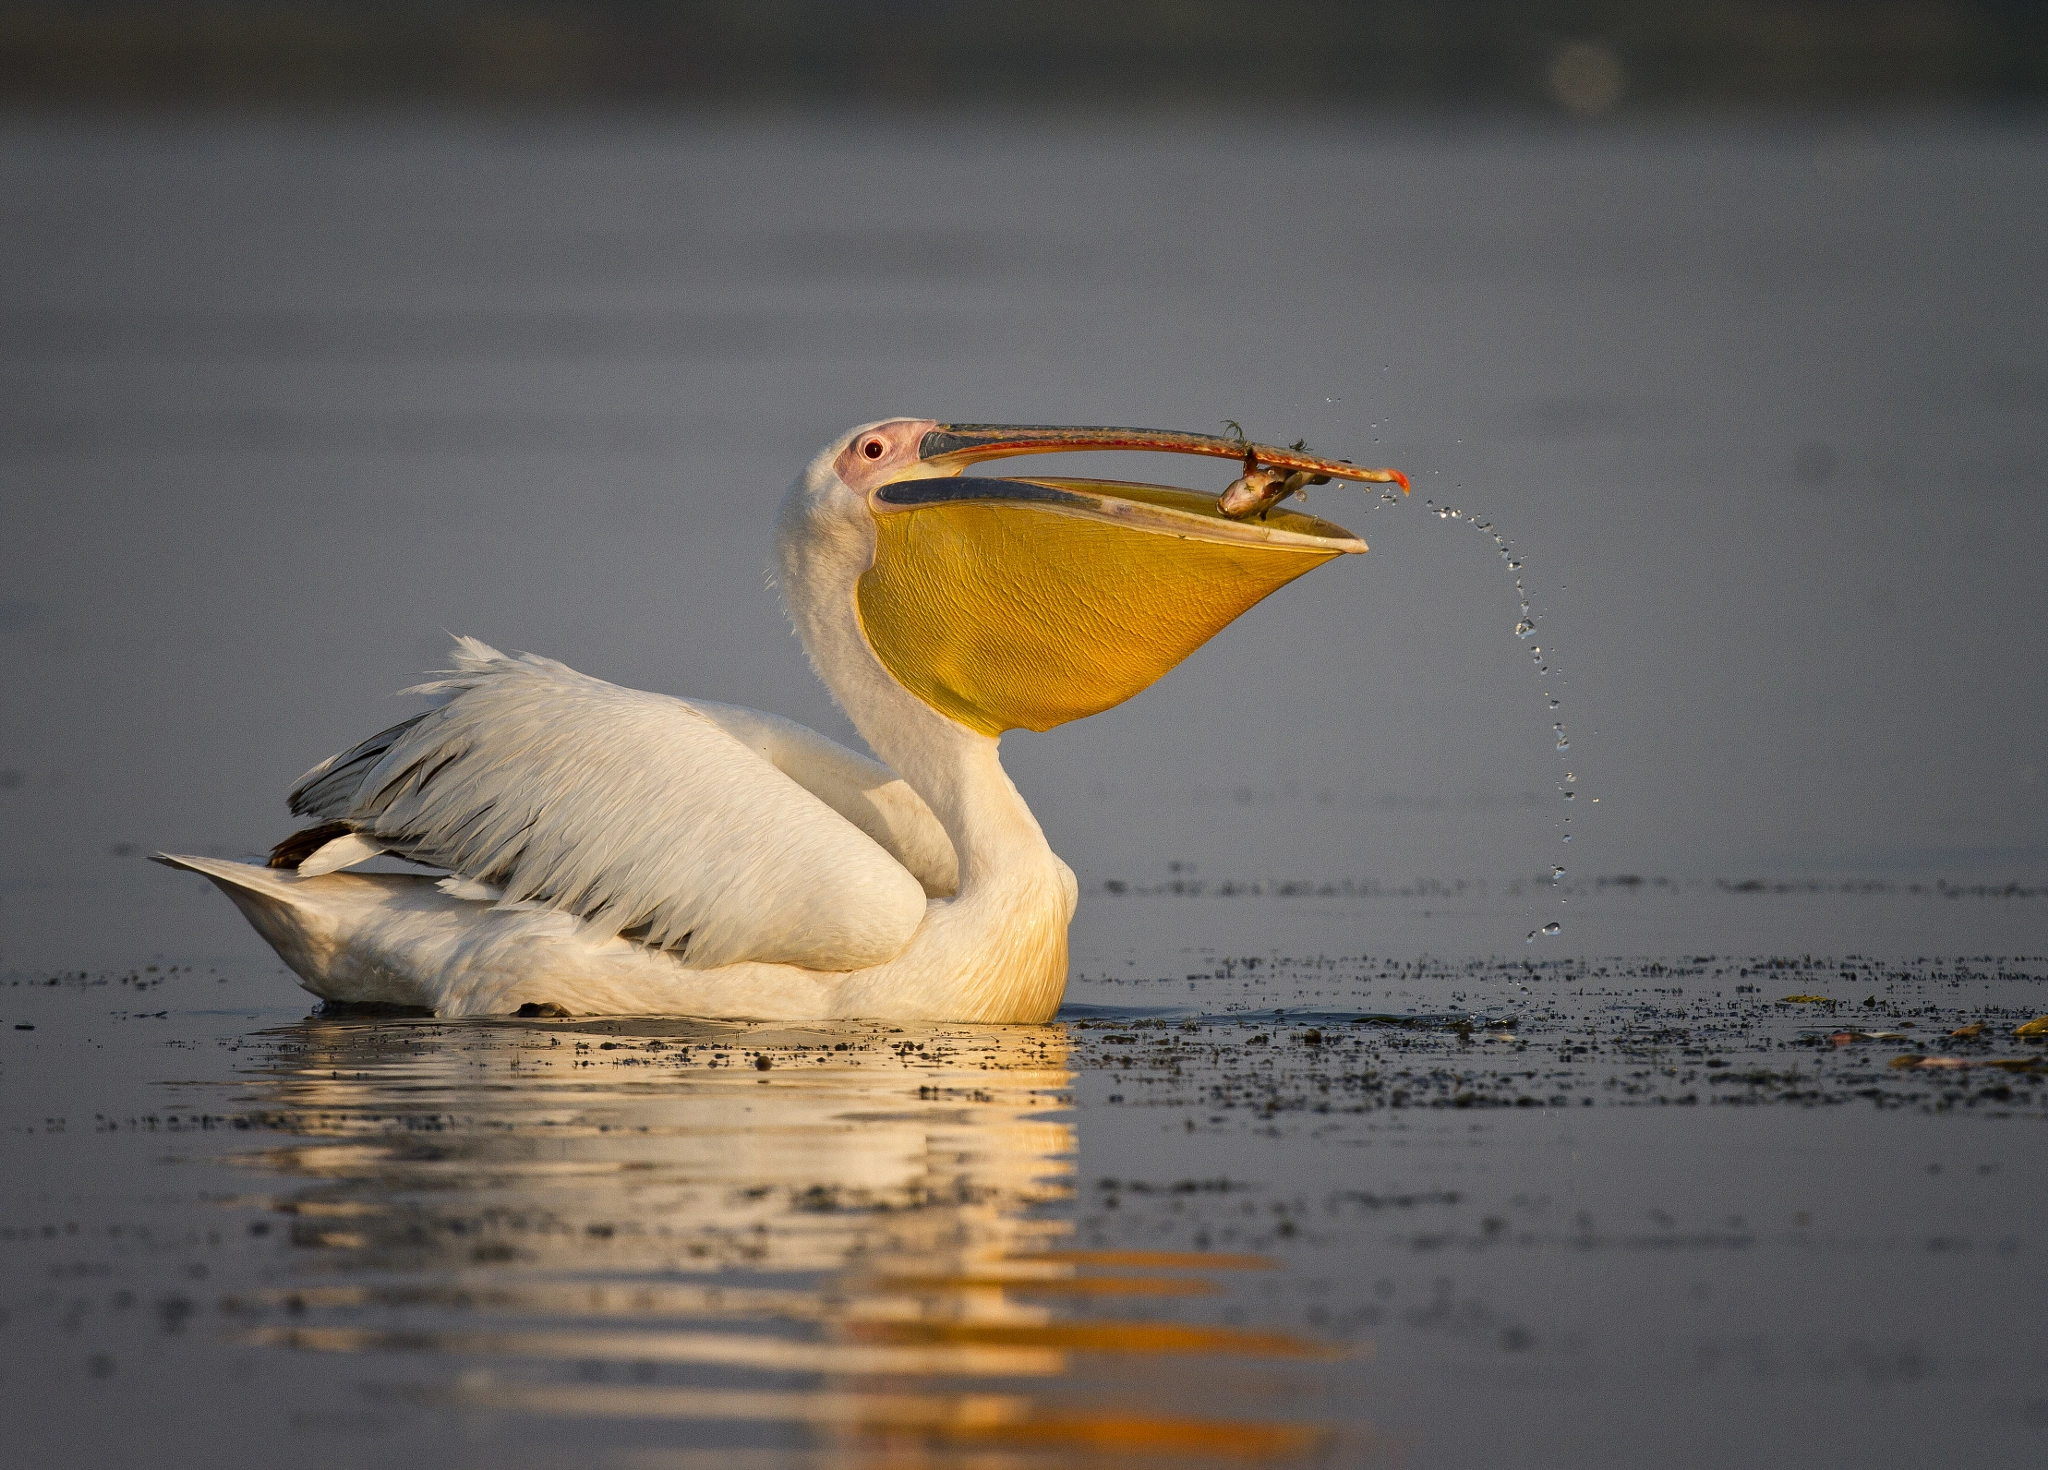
[217,1013,1348,1463]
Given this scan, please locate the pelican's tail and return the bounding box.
[152,854,347,986]
[152,852,652,1015]
[155,852,854,1020]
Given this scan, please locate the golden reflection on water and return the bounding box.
[216,1014,1362,1464]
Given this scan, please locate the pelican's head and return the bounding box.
[784,418,1407,738]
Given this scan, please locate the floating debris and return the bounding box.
[1889,1055,2046,1073]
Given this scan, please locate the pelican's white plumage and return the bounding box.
[160,417,1400,1021]
[285,637,945,971]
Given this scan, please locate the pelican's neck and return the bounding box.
[773,468,1059,891]
[854,693,1046,891]
[775,460,1073,1021]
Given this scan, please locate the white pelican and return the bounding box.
[158,421,1405,1021]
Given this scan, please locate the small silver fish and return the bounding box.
[1218,465,1327,519]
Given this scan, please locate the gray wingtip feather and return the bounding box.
[288,713,434,819]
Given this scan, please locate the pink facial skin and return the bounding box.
[833,419,939,493]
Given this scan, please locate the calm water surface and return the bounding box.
[5,935,2046,1466]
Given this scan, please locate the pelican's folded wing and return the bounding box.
[287,638,930,972]
[682,700,958,898]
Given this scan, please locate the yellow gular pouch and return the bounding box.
[856,477,1368,736]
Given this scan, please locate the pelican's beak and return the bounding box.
[913,423,1409,493]
[855,423,1408,737]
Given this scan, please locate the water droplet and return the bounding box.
[1525,929,1539,944]
[1542,921,1562,936]
[1562,790,1575,799]
[1406,490,1584,878]
[1551,866,1566,883]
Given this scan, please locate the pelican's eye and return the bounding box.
[862,438,886,460]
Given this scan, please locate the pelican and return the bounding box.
[157,421,1405,1022]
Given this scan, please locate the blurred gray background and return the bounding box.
[2,3,2044,972]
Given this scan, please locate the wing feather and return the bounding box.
[684,701,958,897]
[290,715,429,819]
[287,639,930,971]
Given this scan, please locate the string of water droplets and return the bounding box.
[1416,493,1579,945]
[1297,411,1579,946]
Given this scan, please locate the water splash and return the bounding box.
[1414,488,1585,946]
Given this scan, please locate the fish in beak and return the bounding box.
[851,422,1408,737]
